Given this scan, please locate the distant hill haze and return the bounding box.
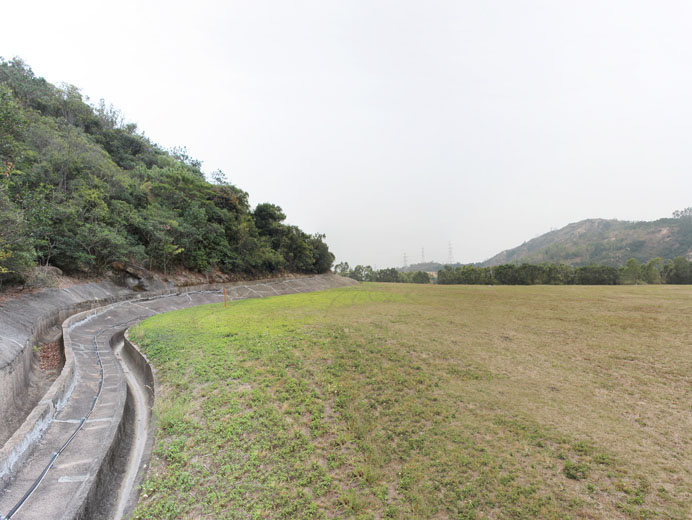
[481,217,692,267]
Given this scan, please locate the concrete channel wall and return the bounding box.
[0,273,357,519]
[0,281,155,440]
[117,332,157,517]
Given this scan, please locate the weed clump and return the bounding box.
[563,460,589,480]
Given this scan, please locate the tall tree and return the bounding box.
[620,258,641,284]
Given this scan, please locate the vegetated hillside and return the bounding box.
[0,58,333,286]
[482,216,692,267]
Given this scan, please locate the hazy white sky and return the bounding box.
[4,1,692,267]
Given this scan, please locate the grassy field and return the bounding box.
[129,283,692,519]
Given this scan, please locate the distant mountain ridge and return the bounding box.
[481,216,692,267]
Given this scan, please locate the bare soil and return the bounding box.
[38,341,62,371]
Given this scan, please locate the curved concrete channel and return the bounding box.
[0,274,356,519]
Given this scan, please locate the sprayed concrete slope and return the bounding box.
[0,274,357,519]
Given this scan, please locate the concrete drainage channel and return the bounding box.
[0,274,357,519]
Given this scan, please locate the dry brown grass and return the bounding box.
[133,283,692,519]
[374,283,692,518]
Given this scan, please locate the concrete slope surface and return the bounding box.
[0,274,356,520]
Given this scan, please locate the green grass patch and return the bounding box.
[131,283,692,519]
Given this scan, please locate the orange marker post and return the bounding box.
[224,287,227,307]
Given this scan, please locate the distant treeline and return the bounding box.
[334,263,431,284]
[437,257,692,285]
[335,257,692,285]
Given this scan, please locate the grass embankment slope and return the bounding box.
[130,283,692,519]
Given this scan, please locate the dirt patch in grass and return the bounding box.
[130,283,692,519]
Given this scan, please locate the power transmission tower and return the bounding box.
[447,242,454,264]
[421,247,425,263]
[403,253,408,268]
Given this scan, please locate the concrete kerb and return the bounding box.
[120,330,157,516]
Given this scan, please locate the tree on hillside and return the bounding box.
[672,207,692,219]
[307,233,335,273]
[254,203,286,239]
[0,58,336,282]
[0,84,25,164]
[0,185,35,282]
[279,226,314,272]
